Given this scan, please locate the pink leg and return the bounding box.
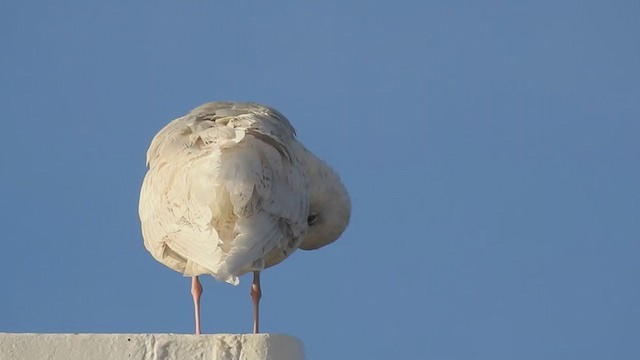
[250,271,262,334]
[191,276,203,335]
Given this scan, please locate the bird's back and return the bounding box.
[139,102,309,285]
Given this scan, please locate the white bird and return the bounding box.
[138,102,351,334]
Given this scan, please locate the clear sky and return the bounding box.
[1,1,638,359]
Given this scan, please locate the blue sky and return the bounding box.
[1,1,639,359]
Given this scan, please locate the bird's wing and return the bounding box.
[139,103,309,285]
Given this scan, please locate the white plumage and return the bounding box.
[138,102,350,333]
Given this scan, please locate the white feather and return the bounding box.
[139,102,310,285]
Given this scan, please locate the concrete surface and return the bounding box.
[0,333,304,360]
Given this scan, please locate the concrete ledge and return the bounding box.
[0,333,304,360]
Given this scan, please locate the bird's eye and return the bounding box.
[307,214,318,226]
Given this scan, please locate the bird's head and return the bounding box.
[298,149,351,250]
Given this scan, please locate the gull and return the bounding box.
[138,102,351,334]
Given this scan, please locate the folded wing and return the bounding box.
[139,103,309,285]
